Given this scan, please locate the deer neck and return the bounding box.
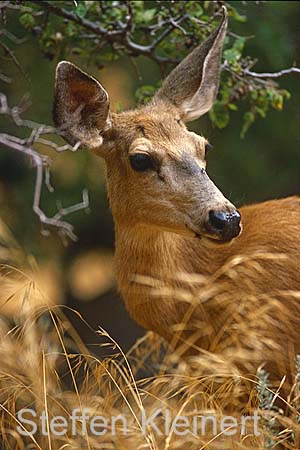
[114,224,217,334]
[114,224,181,287]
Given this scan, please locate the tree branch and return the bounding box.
[32,0,184,65]
[244,67,300,79]
[0,93,89,241]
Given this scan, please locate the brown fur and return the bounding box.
[110,118,300,379]
[115,195,300,340]
[53,8,300,385]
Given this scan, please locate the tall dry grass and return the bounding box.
[0,223,300,449]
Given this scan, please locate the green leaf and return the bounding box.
[186,2,203,18]
[116,101,123,113]
[223,38,245,65]
[137,8,156,23]
[135,85,156,104]
[76,1,88,18]
[229,5,247,23]
[223,47,242,64]
[233,37,246,53]
[209,101,230,129]
[282,89,291,100]
[240,111,255,138]
[255,106,267,118]
[66,22,76,37]
[228,103,238,111]
[132,0,144,11]
[19,13,35,30]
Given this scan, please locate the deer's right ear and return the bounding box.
[53,61,111,149]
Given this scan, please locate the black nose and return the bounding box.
[207,210,241,241]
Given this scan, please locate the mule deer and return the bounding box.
[53,8,300,381]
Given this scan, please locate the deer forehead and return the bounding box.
[113,111,207,159]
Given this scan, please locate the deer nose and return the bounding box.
[207,210,241,241]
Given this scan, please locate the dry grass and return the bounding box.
[0,301,261,450]
[0,226,300,449]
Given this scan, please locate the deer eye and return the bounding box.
[129,153,154,172]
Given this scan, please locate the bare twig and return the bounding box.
[245,67,300,79]
[0,28,27,44]
[0,93,89,241]
[0,71,11,83]
[0,1,44,16]
[0,40,28,80]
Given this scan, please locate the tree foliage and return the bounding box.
[0,0,299,240]
[13,0,298,135]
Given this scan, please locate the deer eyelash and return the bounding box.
[205,142,214,155]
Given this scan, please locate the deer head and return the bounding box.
[53,8,241,244]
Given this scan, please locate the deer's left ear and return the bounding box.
[152,7,228,123]
[53,61,111,149]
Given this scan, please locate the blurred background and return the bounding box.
[0,1,299,357]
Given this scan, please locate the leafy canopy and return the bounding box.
[17,0,292,137]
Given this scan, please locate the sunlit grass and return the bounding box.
[0,228,300,448]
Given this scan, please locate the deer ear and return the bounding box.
[53,61,111,149]
[153,7,228,123]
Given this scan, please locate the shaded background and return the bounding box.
[0,1,299,356]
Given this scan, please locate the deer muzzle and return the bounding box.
[205,209,242,242]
